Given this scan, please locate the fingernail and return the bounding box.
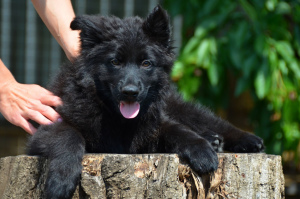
[57,117,63,122]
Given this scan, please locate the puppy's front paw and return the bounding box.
[46,171,80,199]
[179,139,219,175]
[230,133,264,153]
[45,161,82,199]
[201,131,224,152]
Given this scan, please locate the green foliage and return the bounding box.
[164,0,300,157]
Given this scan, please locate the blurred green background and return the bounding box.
[165,0,300,166]
[0,0,300,197]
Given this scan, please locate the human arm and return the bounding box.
[0,0,79,134]
[31,0,80,61]
[0,59,62,134]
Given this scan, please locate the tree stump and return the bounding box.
[0,153,284,198]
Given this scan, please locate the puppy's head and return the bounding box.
[70,5,174,119]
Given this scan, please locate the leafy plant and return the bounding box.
[164,0,300,159]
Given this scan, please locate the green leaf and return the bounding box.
[255,69,266,99]
[209,38,217,55]
[265,0,277,11]
[282,99,300,122]
[275,41,294,63]
[234,22,249,48]
[289,61,300,80]
[188,77,201,95]
[194,26,207,38]
[208,62,218,86]
[182,37,201,56]
[268,49,278,71]
[239,0,257,22]
[272,95,283,112]
[196,39,210,67]
[275,2,291,15]
[283,122,300,149]
[278,60,288,75]
[171,61,184,80]
[202,0,219,16]
[283,77,296,91]
[178,75,201,101]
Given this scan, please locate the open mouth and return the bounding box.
[119,101,140,119]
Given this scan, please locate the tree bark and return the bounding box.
[0,153,284,199]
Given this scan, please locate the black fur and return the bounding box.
[27,6,264,199]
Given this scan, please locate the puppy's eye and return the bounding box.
[111,58,121,66]
[142,60,152,67]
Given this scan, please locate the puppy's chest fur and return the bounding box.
[57,91,164,154]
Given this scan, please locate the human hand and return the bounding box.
[0,81,62,134]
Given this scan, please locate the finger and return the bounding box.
[36,104,61,122]
[26,110,53,126]
[40,90,62,107]
[4,113,36,135]
[17,117,37,135]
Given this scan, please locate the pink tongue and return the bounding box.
[120,101,140,119]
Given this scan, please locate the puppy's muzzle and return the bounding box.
[121,84,139,101]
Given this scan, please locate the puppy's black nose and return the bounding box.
[122,85,139,98]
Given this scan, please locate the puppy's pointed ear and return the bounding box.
[142,5,171,48]
[70,15,102,50]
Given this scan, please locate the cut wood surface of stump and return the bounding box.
[0,153,284,199]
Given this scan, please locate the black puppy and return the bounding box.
[28,6,264,199]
